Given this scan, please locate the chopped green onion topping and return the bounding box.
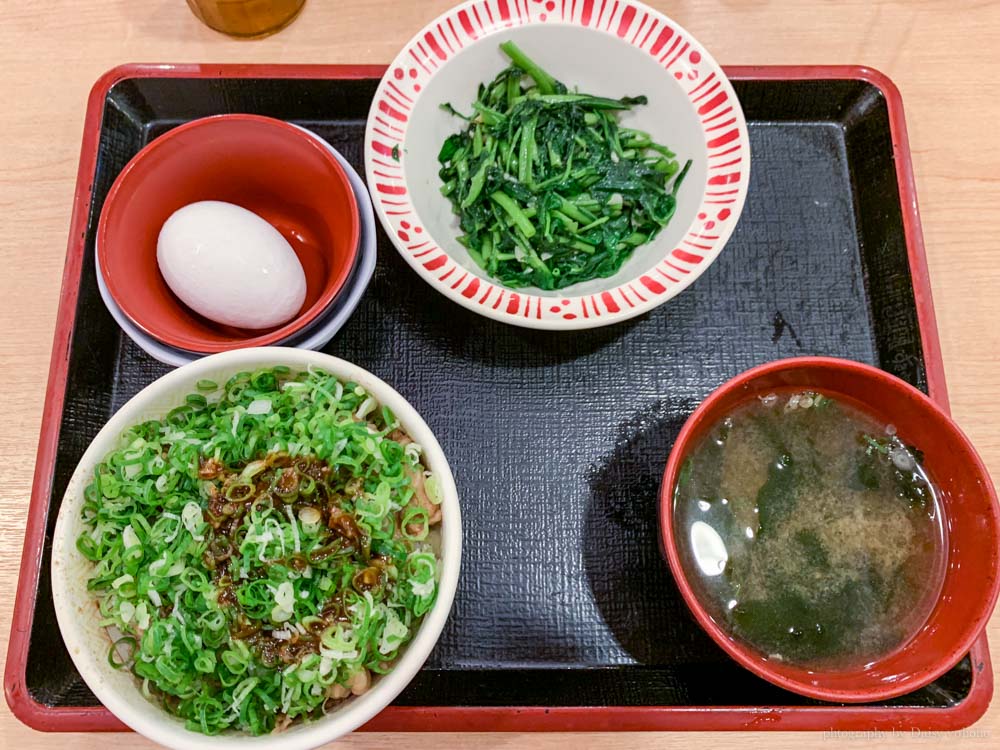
[78,367,442,735]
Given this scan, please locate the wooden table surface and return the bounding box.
[2,1,998,748]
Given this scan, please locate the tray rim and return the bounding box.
[5,62,989,734]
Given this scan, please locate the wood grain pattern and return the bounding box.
[1,1,997,747]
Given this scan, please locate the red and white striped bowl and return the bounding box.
[365,0,750,330]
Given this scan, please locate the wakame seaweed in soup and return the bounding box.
[674,390,946,670]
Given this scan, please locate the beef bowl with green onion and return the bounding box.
[51,348,461,750]
[365,0,749,329]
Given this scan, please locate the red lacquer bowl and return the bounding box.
[98,114,359,353]
[659,357,1000,702]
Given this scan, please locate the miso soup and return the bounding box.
[674,390,946,670]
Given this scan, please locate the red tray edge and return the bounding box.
[4,63,990,734]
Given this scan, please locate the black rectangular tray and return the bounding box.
[6,64,992,733]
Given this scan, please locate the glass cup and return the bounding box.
[186,0,307,39]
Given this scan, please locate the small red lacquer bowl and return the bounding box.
[659,357,1000,702]
[98,114,359,354]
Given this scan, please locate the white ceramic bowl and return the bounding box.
[365,0,749,330]
[51,348,461,750]
[96,132,377,366]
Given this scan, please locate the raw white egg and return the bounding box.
[156,201,307,330]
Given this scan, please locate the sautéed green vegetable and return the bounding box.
[438,41,691,291]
